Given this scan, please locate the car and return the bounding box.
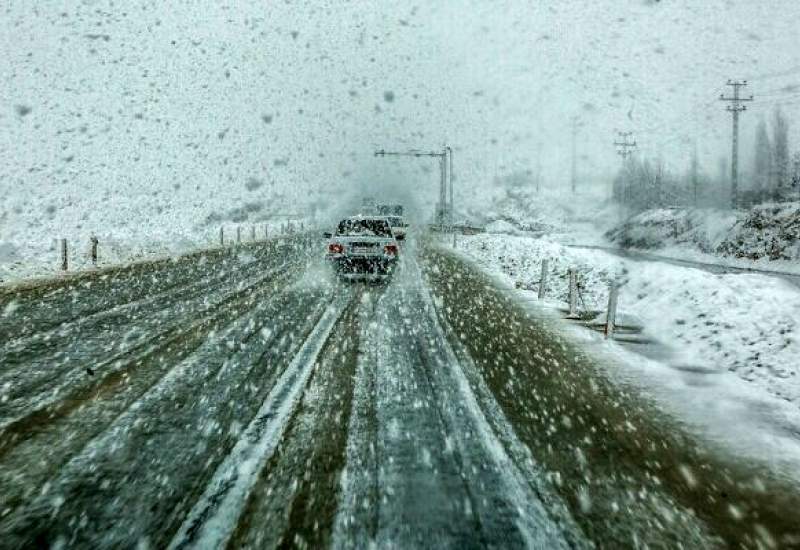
[377,203,404,217]
[386,215,408,240]
[324,216,400,276]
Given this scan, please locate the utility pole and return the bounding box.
[614,131,637,159]
[614,131,637,205]
[614,132,637,244]
[719,80,753,208]
[375,146,452,227]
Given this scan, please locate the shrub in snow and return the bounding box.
[605,208,735,253]
[717,202,800,260]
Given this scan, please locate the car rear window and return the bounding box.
[336,218,392,237]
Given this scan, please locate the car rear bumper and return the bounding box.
[327,255,396,273]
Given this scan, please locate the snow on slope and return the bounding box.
[459,232,800,408]
[601,203,800,276]
[605,208,738,253]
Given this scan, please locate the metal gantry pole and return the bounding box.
[440,150,447,227]
[374,146,453,228]
[448,146,454,227]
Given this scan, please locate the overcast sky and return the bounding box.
[3,0,800,230]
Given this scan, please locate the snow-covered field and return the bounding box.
[457,231,800,408]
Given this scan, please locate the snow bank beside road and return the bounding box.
[0,220,306,284]
[605,202,800,269]
[458,233,800,406]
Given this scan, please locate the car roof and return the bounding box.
[341,215,391,221]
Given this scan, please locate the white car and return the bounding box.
[324,216,400,276]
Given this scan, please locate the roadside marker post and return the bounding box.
[251,226,256,241]
[60,238,68,271]
[90,236,99,267]
[236,226,242,244]
[219,227,224,246]
[568,268,578,317]
[538,260,549,300]
[605,281,619,339]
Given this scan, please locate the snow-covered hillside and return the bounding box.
[603,202,800,267]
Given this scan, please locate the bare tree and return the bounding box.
[753,118,772,199]
[773,106,790,200]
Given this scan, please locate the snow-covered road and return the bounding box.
[0,234,798,548]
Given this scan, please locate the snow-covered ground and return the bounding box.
[453,228,800,476]
[0,220,306,284]
[458,231,800,405]
[604,203,800,275]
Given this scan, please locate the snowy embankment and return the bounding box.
[0,220,305,285]
[458,232,800,407]
[605,202,800,273]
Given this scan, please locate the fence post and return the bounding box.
[265,224,269,239]
[605,282,619,339]
[452,230,457,248]
[90,236,98,266]
[251,225,256,241]
[538,259,549,300]
[219,227,224,246]
[568,268,578,317]
[60,238,68,271]
[236,226,242,244]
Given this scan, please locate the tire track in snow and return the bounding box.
[330,288,381,546]
[333,246,576,548]
[227,284,369,548]
[168,289,353,550]
[0,281,326,547]
[0,259,295,445]
[0,247,272,363]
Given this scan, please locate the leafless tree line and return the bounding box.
[612,106,800,213]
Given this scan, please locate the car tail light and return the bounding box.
[384,244,398,255]
[328,243,344,254]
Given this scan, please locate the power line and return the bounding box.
[756,85,800,97]
[614,131,637,160]
[719,79,754,208]
[614,131,637,207]
[744,64,800,82]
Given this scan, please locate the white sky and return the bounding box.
[2,0,800,232]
